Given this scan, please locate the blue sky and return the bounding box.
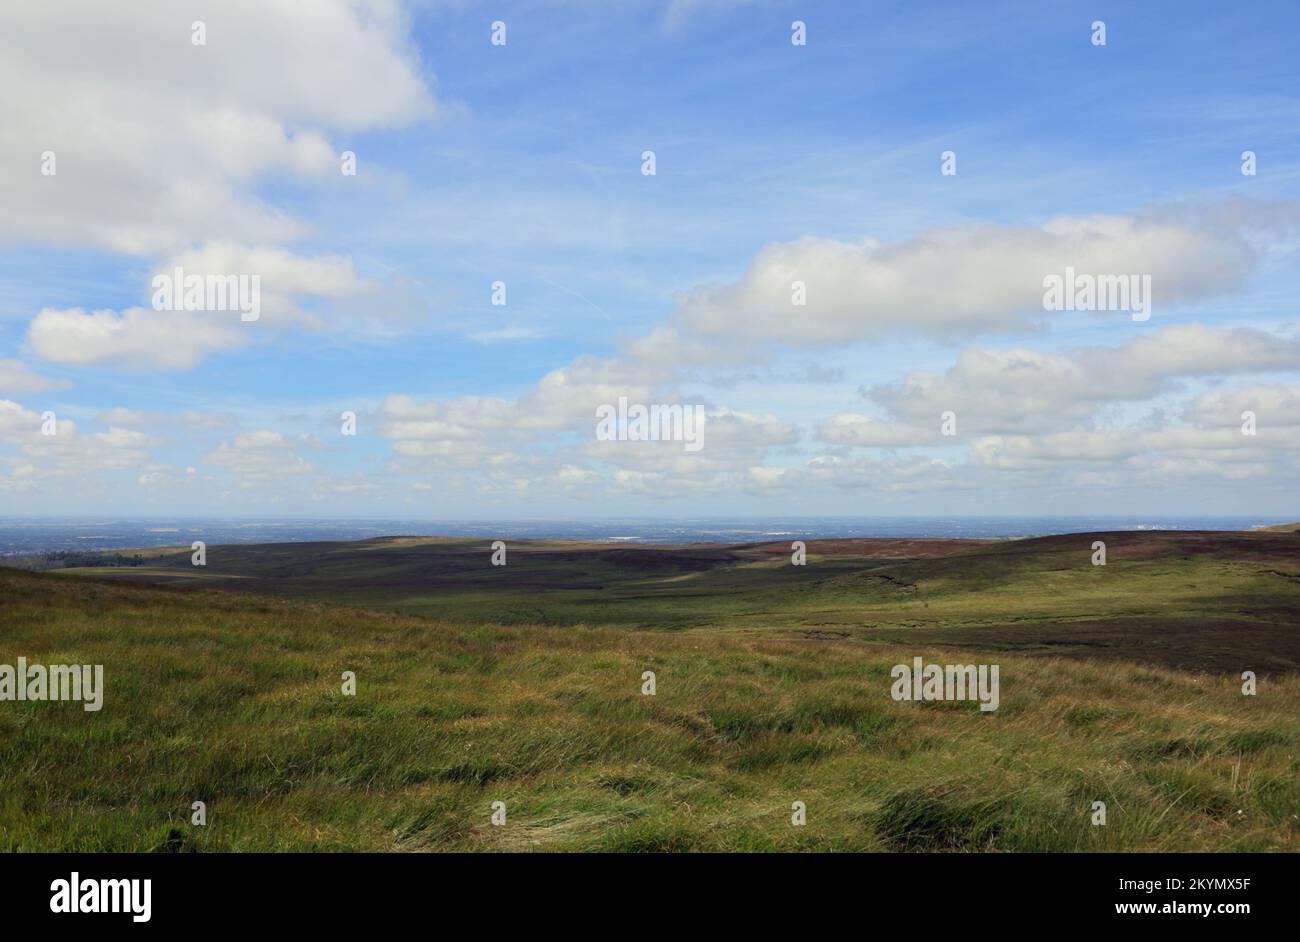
[1,0,1298,518]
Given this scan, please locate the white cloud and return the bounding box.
[583,406,797,473]
[0,0,434,255]
[25,244,393,370]
[969,384,1300,477]
[96,407,236,432]
[202,431,322,487]
[0,399,55,442]
[0,398,158,487]
[156,242,374,328]
[803,453,966,494]
[379,354,666,450]
[822,325,1300,445]
[26,307,248,370]
[666,208,1275,349]
[820,414,943,448]
[0,359,67,394]
[1183,383,1300,429]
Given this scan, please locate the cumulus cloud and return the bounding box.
[1182,383,1300,429]
[155,243,373,328]
[821,325,1300,445]
[26,307,248,370]
[202,431,323,488]
[23,242,381,368]
[0,359,67,394]
[968,382,1300,482]
[968,426,1295,474]
[5,1,435,372]
[379,353,668,457]
[820,415,944,448]
[0,399,157,489]
[0,0,434,255]
[583,406,797,473]
[664,207,1277,350]
[0,400,56,442]
[804,453,967,494]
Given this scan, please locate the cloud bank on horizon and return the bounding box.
[1,0,1298,517]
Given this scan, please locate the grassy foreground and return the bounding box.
[2,537,1299,851]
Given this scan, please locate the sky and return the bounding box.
[0,0,1298,519]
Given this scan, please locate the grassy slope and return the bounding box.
[2,530,1299,851]
[50,529,1300,670]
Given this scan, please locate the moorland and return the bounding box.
[2,528,1297,851]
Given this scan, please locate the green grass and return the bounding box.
[43,529,1300,671]
[2,529,1299,852]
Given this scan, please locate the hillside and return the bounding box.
[40,529,1300,672]
[1,529,1298,851]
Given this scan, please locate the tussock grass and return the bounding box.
[2,567,1297,851]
